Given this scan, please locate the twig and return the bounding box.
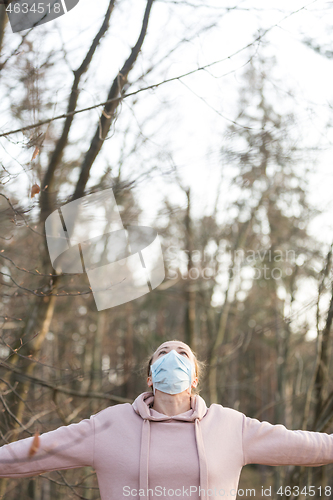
[1,362,132,404]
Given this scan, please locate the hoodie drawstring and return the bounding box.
[195,419,209,500]
[139,419,150,500]
[138,416,208,500]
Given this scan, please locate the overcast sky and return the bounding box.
[1,0,333,337]
[3,0,332,243]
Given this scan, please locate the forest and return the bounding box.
[0,0,333,498]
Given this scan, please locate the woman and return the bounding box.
[0,339,333,500]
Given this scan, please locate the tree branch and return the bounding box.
[40,0,116,219]
[1,362,132,403]
[72,0,155,200]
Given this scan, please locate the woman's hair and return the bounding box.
[145,339,205,394]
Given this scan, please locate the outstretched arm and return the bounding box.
[0,415,94,478]
[242,414,333,467]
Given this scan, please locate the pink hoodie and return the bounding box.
[0,392,333,499]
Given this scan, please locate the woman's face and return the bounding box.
[147,340,198,391]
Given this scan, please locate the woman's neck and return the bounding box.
[152,389,192,416]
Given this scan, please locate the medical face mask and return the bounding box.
[150,349,194,395]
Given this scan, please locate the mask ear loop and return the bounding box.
[190,361,197,393]
[150,366,156,395]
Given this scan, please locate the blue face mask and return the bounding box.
[150,349,193,395]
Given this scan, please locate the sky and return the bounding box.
[27,0,332,241]
[1,0,333,338]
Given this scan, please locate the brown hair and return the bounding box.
[146,340,205,394]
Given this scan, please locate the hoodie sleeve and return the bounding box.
[242,413,333,467]
[0,415,95,478]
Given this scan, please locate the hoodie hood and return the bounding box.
[132,391,208,421]
[132,392,209,500]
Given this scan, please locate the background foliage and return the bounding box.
[1,1,333,498]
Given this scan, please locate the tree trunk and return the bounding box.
[40,0,116,219]
[0,4,7,57]
[73,0,155,201]
[124,303,134,399]
[89,310,106,413]
[184,188,196,350]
